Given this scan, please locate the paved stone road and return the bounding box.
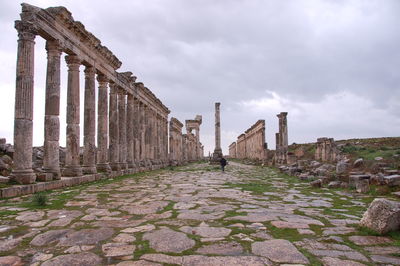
[0,162,399,265]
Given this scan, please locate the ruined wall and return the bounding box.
[315,138,338,162]
[231,120,267,161]
[229,142,236,158]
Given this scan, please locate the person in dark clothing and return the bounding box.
[220,157,227,172]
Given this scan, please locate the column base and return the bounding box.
[97,163,111,173]
[62,166,83,177]
[82,165,97,174]
[10,169,36,184]
[110,163,120,171]
[41,168,61,180]
[119,162,128,170]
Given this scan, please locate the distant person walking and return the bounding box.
[220,157,227,172]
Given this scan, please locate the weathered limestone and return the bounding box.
[10,3,189,188]
[360,198,400,234]
[10,21,38,184]
[229,142,237,158]
[185,116,203,162]
[63,55,82,177]
[315,137,338,162]
[231,120,267,163]
[42,40,62,180]
[211,103,223,163]
[169,118,184,165]
[118,90,127,170]
[109,83,120,171]
[96,74,111,172]
[275,112,288,164]
[82,66,97,174]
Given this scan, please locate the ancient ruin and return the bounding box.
[275,112,288,164]
[315,137,338,162]
[229,120,268,163]
[210,102,223,163]
[9,3,202,186]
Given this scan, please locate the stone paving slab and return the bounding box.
[0,162,399,265]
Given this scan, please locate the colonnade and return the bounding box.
[11,5,171,184]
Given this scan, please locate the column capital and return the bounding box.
[45,40,62,55]
[15,20,37,41]
[96,73,109,83]
[109,82,119,94]
[84,66,96,78]
[65,55,81,68]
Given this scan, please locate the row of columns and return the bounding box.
[11,21,169,184]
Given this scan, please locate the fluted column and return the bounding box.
[126,94,134,168]
[42,40,62,180]
[118,90,127,170]
[139,102,145,162]
[11,21,37,184]
[144,105,150,162]
[96,74,111,172]
[82,66,97,174]
[133,98,139,164]
[63,55,82,177]
[109,83,120,170]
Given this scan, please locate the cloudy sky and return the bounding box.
[0,0,399,155]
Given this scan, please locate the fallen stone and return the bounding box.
[348,235,393,246]
[356,179,369,193]
[359,198,400,234]
[336,161,350,174]
[143,228,195,253]
[252,239,309,264]
[41,252,102,266]
[0,256,23,266]
[310,179,322,188]
[327,181,341,189]
[353,158,364,168]
[384,175,400,187]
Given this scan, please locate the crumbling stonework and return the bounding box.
[315,138,338,162]
[275,112,288,164]
[228,142,236,158]
[9,4,201,184]
[230,120,267,162]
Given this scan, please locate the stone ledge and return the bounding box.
[0,165,165,198]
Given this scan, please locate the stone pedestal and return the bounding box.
[42,40,62,180]
[11,21,37,184]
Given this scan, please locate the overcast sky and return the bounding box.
[0,0,399,155]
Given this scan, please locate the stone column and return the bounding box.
[11,21,37,184]
[126,94,134,168]
[109,83,120,170]
[144,105,150,162]
[63,55,82,177]
[139,102,145,162]
[82,66,97,174]
[277,112,288,164]
[133,98,139,164]
[96,74,111,172]
[118,90,127,169]
[212,102,223,161]
[42,40,62,180]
